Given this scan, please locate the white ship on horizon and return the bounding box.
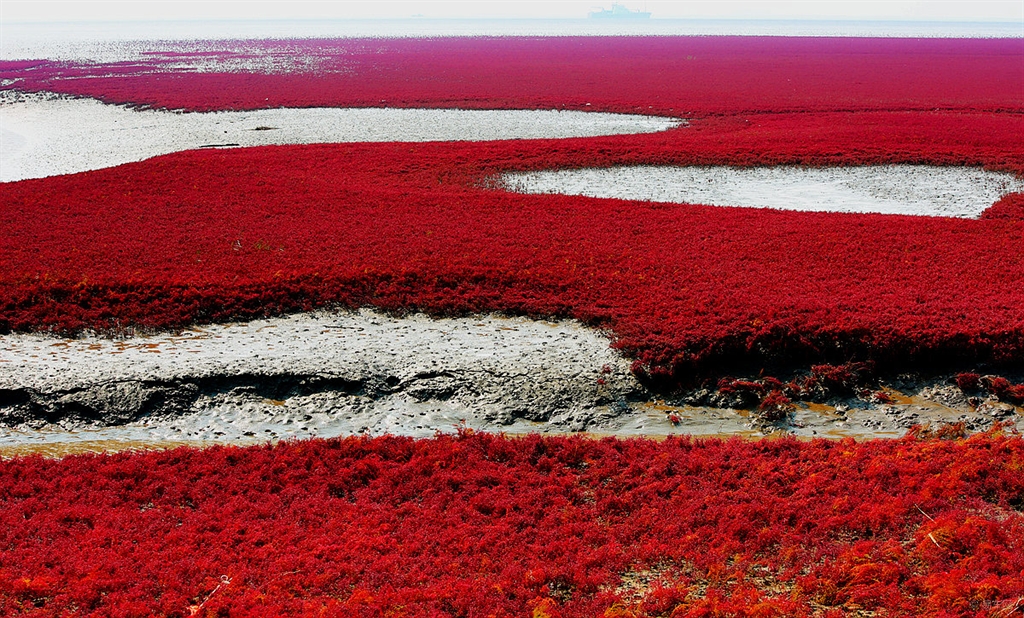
[588,3,652,19]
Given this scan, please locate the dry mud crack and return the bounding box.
[1,310,1019,452]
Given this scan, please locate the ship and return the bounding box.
[588,3,651,19]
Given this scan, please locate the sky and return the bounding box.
[2,0,1022,23]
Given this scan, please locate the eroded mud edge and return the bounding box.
[1,309,1020,455]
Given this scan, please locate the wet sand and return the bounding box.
[502,164,1024,218]
[0,91,681,181]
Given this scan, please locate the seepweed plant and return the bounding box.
[1,430,1023,616]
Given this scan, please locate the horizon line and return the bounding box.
[4,16,1024,25]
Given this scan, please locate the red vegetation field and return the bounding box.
[3,37,1022,114]
[3,38,1024,618]
[3,431,1024,617]
[3,38,1024,385]
[3,115,1023,385]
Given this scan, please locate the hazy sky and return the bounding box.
[2,0,1022,23]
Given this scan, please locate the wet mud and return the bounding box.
[1,310,1019,456]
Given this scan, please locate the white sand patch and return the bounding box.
[0,309,633,393]
[502,165,1024,218]
[0,309,643,440]
[0,92,681,182]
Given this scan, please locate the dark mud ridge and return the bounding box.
[0,311,1020,449]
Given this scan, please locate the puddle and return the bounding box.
[0,438,223,459]
[501,165,1024,218]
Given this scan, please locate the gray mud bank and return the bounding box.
[1,310,1020,453]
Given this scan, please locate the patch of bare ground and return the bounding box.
[1,310,1020,453]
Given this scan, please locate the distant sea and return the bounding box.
[2,18,1022,61]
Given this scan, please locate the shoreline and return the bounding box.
[4,20,1022,62]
